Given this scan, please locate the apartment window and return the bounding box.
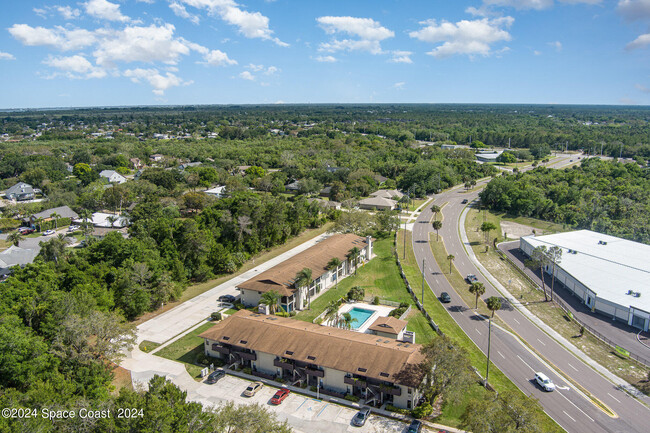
[408,388,412,394]
[407,400,412,409]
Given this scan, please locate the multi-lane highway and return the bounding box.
[411,156,650,433]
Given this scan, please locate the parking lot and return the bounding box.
[191,373,429,433]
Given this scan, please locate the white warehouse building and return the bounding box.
[520,230,650,332]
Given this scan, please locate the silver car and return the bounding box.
[352,407,371,427]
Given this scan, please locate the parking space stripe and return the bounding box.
[317,403,329,417]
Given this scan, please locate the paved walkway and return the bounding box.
[498,240,650,366]
[136,232,333,344]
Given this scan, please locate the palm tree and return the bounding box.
[346,247,361,275]
[447,254,455,274]
[35,217,44,233]
[294,268,313,310]
[326,257,342,289]
[50,212,60,230]
[486,296,502,318]
[469,282,486,309]
[430,204,441,220]
[80,208,93,243]
[528,245,549,301]
[339,312,357,330]
[432,220,443,241]
[324,300,341,326]
[546,246,562,302]
[106,215,118,228]
[7,231,23,247]
[259,290,282,314]
[480,221,497,246]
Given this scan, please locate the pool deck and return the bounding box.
[335,303,395,333]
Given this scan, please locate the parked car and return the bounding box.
[351,407,371,427]
[18,227,35,235]
[439,292,451,303]
[270,387,290,404]
[243,381,263,397]
[205,369,226,385]
[218,294,237,304]
[42,229,56,236]
[461,198,469,204]
[407,419,423,433]
[466,274,479,283]
[534,372,556,392]
[68,225,80,232]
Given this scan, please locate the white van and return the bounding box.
[535,372,556,392]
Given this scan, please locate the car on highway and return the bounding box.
[406,419,422,433]
[351,407,371,427]
[42,229,56,236]
[466,274,479,284]
[270,387,290,405]
[439,292,451,303]
[243,381,263,397]
[205,369,226,384]
[218,294,237,304]
[534,372,556,392]
[461,198,469,204]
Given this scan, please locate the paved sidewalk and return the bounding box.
[458,206,650,406]
[136,232,333,344]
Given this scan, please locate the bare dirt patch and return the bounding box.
[500,220,543,239]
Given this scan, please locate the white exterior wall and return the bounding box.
[204,338,223,359]
[322,367,347,393]
[240,289,263,308]
[393,385,418,409]
[253,352,277,377]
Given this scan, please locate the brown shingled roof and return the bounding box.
[236,233,368,296]
[367,316,407,335]
[200,310,425,387]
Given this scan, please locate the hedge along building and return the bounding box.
[237,233,372,313]
[520,230,650,331]
[200,310,424,409]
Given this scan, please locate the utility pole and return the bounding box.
[421,258,425,305]
[620,143,623,159]
[508,137,511,148]
[485,317,492,388]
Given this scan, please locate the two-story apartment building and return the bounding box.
[237,233,372,312]
[200,310,425,409]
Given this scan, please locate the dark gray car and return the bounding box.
[352,407,371,427]
[205,369,226,384]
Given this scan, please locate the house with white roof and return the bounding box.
[99,170,127,184]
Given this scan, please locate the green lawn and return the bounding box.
[155,322,216,380]
[139,340,161,353]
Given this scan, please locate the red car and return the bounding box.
[270,387,290,405]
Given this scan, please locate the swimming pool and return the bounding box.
[347,307,375,330]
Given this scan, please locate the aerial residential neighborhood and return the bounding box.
[1,1,650,433]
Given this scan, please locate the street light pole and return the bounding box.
[485,317,492,388]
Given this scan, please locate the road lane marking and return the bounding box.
[497,351,505,359]
[475,328,482,335]
[516,355,535,372]
[512,317,520,325]
[536,338,546,346]
[563,411,576,422]
[556,390,595,422]
[607,393,621,403]
[567,363,579,372]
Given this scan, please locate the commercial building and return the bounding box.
[237,234,372,312]
[475,150,503,162]
[200,310,424,409]
[520,230,650,331]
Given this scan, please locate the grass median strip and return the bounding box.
[155,322,216,380]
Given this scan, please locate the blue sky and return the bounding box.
[0,0,649,108]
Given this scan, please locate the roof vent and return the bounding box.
[634,292,641,298]
[240,340,247,344]
[307,355,316,361]
[222,336,230,341]
[380,372,390,377]
[357,367,367,373]
[285,350,294,356]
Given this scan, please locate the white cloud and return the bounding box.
[314,55,337,62]
[393,81,405,89]
[617,0,650,21]
[57,6,81,20]
[246,63,264,71]
[8,24,96,51]
[265,65,278,75]
[170,2,200,25]
[316,16,393,55]
[390,50,413,63]
[0,52,15,60]
[534,50,542,55]
[410,16,513,58]
[204,49,237,66]
[179,0,287,46]
[43,54,107,79]
[124,68,191,95]
[84,0,130,22]
[239,70,255,80]
[549,40,562,51]
[482,0,601,10]
[93,24,192,66]
[636,83,650,93]
[626,33,650,50]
